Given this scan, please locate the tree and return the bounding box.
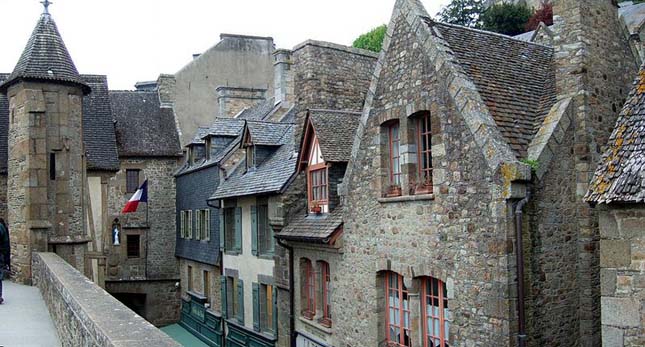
[481,3,534,36]
[525,1,553,31]
[437,0,485,28]
[353,25,387,53]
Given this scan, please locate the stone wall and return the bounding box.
[32,252,179,346]
[598,205,645,346]
[336,13,514,346]
[179,258,221,313]
[105,279,181,327]
[216,86,267,118]
[173,34,275,146]
[551,1,639,343]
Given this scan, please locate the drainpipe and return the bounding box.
[277,238,296,347]
[514,191,530,347]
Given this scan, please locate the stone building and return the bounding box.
[169,34,276,146]
[316,0,638,346]
[585,67,645,346]
[0,8,184,327]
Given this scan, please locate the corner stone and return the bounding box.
[600,240,631,268]
[601,297,641,328]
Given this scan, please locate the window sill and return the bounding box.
[224,251,242,256]
[299,316,332,335]
[378,194,434,204]
[257,253,274,260]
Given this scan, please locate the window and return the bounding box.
[246,146,256,171]
[126,169,140,193]
[258,204,273,255]
[195,209,210,241]
[180,211,185,238]
[309,168,328,206]
[416,112,433,190]
[302,259,316,319]
[224,208,236,251]
[181,210,193,239]
[319,261,331,327]
[203,270,210,300]
[126,234,140,258]
[226,277,244,323]
[49,153,56,180]
[388,123,402,187]
[187,265,193,291]
[260,284,274,333]
[422,277,449,347]
[385,272,411,347]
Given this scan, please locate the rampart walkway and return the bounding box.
[0,280,61,347]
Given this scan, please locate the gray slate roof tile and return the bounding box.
[246,121,292,146]
[586,68,645,204]
[0,14,89,94]
[110,91,182,157]
[237,98,278,121]
[308,109,361,162]
[81,75,120,171]
[431,20,557,158]
[275,208,343,243]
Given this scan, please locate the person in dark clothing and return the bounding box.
[0,218,9,304]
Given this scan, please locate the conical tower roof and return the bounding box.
[0,12,90,94]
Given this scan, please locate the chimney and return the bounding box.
[273,49,294,107]
[156,74,176,107]
[216,86,267,118]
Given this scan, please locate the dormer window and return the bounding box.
[246,145,256,172]
[307,136,328,213]
[205,138,211,160]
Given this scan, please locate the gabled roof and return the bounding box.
[619,3,645,35]
[431,20,557,158]
[237,98,278,121]
[209,123,296,200]
[81,75,120,171]
[243,121,292,146]
[275,209,343,243]
[309,109,361,163]
[0,14,89,94]
[204,118,246,138]
[188,127,211,146]
[586,68,645,204]
[110,91,182,157]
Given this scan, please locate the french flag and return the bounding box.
[122,180,148,213]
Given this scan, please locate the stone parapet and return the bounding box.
[32,252,180,347]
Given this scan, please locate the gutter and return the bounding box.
[514,191,531,347]
[276,238,296,347]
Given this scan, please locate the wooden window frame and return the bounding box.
[307,165,328,211]
[319,261,332,327]
[388,123,402,187]
[203,270,210,300]
[257,204,273,255]
[126,169,140,193]
[422,277,449,347]
[224,207,236,251]
[302,259,316,320]
[416,113,433,193]
[204,209,210,241]
[385,272,411,347]
[259,283,274,333]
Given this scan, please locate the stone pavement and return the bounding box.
[0,280,61,347]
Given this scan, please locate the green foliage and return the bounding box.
[352,25,387,53]
[520,159,539,171]
[437,0,485,28]
[481,3,534,36]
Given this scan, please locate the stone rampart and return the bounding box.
[32,252,180,347]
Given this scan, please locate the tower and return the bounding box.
[0,4,91,284]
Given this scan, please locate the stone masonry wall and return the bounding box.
[32,252,179,346]
[598,205,645,347]
[105,279,181,327]
[551,1,639,343]
[179,258,222,314]
[336,14,514,346]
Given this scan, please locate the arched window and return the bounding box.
[421,277,449,347]
[318,261,331,327]
[301,259,316,319]
[385,271,411,346]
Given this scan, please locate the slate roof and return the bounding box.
[0,74,9,174]
[0,14,89,94]
[237,98,278,121]
[246,121,292,146]
[210,123,296,200]
[81,75,120,171]
[204,118,246,138]
[586,68,645,204]
[431,20,557,158]
[110,91,182,157]
[619,3,645,35]
[275,209,343,243]
[189,127,211,146]
[308,109,361,162]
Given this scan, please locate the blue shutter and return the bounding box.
[272,285,278,336]
[220,276,227,319]
[252,283,260,332]
[219,209,225,251]
[251,206,258,256]
[237,279,245,324]
[234,207,242,253]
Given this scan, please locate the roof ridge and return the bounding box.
[309,108,362,115]
[427,18,553,49]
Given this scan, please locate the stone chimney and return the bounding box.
[216,86,267,118]
[273,49,294,107]
[156,74,176,107]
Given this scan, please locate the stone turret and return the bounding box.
[0,10,90,284]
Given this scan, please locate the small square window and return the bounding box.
[127,234,140,258]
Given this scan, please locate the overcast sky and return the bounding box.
[0,0,449,89]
